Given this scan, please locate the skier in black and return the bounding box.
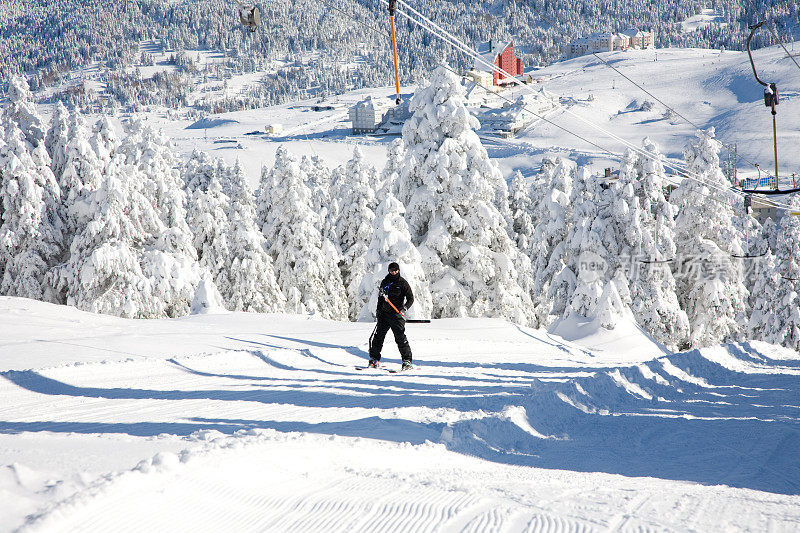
[368,262,414,370]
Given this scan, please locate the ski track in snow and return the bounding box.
[0,300,799,531]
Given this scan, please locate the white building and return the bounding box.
[562,29,654,59]
[348,96,410,135]
[348,96,389,134]
[465,69,494,90]
[622,28,654,49]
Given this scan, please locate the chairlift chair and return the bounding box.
[236,0,260,32]
[739,21,800,195]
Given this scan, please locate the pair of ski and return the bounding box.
[355,364,412,374]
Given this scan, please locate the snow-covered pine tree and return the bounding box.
[747,249,781,342]
[187,168,231,307]
[220,159,285,312]
[616,141,689,349]
[395,65,533,324]
[0,76,64,302]
[563,166,613,321]
[672,128,747,347]
[734,199,767,318]
[382,138,405,198]
[90,116,120,167]
[1,76,46,150]
[358,192,432,322]
[767,203,800,350]
[44,101,71,181]
[183,149,218,197]
[58,109,105,237]
[265,148,347,320]
[52,162,160,318]
[120,118,200,317]
[301,154,331,214]
[0,122,63,302]
[508,170,534,255]
[531,158,575,326]
[336,146,377,319]
[323,165,345,251]
[256,146,292,238]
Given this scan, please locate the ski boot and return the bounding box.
[367,358,380,369]
[401,361,413,371]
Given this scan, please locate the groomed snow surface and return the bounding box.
[1,297,799,531]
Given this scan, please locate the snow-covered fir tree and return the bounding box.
[508,170,535,256]
[563,166,614,321]
[672,128,747,347]
[44,101,71,182]
[747,249,781,342]
[120,118,200,317]
[187,168,231,307]
[51,162,160,318]
[0,122,63,302]
[301,154,332,217]
[531,158,575,326]
[256,146,293,238]
[336,147,377,319]
[90,116,120,167]
[735,201,767,319]
[395,65,532,324]
[220,159,285,313]
[358,192,432,322]
[1,76,46,150]
[766,202,800,350]
[264,148,347,320]
[183,150,219,197]
[57,109,105,238]
[382,138,405,198]
[0,80,64,302]
[616,141,689,349]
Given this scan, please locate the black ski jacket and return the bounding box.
[377,274,414,315]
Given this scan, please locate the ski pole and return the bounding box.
[383,291,404,317]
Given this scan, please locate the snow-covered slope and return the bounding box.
[125,45,800,191]
[1,297,799,531]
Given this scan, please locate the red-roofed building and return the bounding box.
[472,41,524,86]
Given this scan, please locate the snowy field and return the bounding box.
[2,297,800,531]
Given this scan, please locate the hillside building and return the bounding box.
[469,41,525,87]
[348,96,410,135]
[562,29,654,59]
[348,96,389,134]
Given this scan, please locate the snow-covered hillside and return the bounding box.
[124,45,800,187]
[1,297,799,531]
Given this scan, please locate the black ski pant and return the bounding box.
[369,310,412,363]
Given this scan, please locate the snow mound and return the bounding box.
[186,117,240,130]
[548,312,667,363]
[190,277,227,314]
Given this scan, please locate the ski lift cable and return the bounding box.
[385,1,771,209]
[744,0,800,74]
[387,0,800,213]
